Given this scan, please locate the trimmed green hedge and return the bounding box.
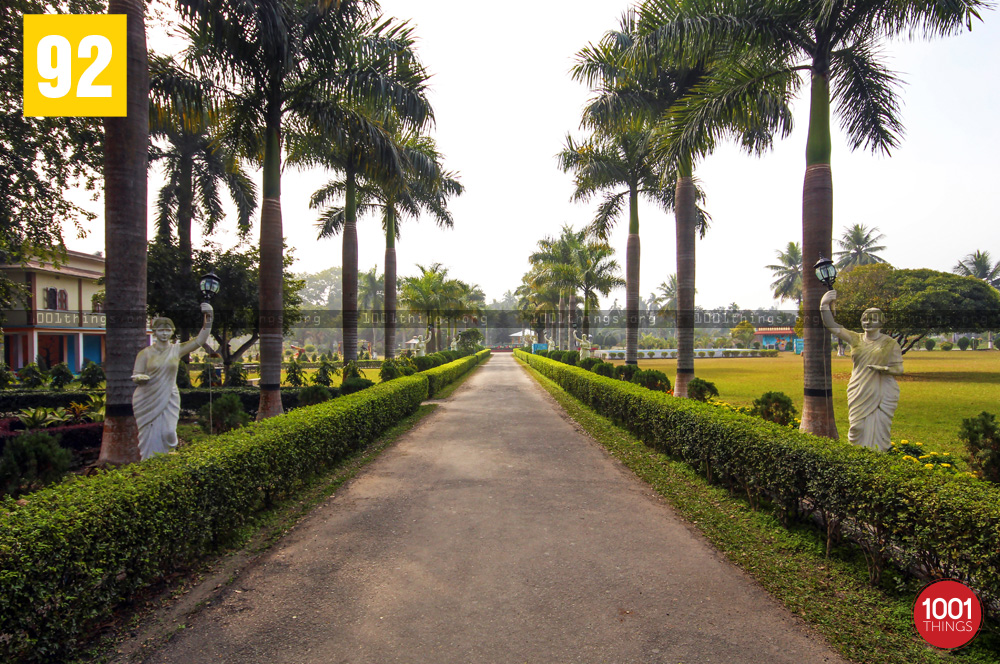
[0,375,428,663]
[0,388,309,415]
[514,350,1000,600]
[423,349,491,398]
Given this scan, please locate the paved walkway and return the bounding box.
[138,354,845,663]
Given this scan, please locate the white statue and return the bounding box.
[450,337,458,352]
[132,303,213,459]
[820,290,903,451]
[544,332,555,349]
[573,330,592,360]
[416,328,433,357]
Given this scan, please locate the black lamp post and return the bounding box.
[814,255,837,291]
[199,270,221,302]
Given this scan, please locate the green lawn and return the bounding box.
[608,350,1000,462]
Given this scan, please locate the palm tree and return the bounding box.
[177,0,430,418]
[400,263,448,352]
[529,226,584,350]
[953,250,1000,289]
[516,270,562,347]
[835,224,888,271]
[654,274,678,316]
[99,0,149,465]
[311,130,461,358]
[572,239,624,339]
[767,241,803,305]
[638,0,985,434]
[357,266,383,355]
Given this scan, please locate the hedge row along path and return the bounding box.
[128,354,846,663]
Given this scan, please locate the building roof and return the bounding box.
[0,249,104,280]
[753,327,796,336]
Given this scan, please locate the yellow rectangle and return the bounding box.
[23,14,127,117]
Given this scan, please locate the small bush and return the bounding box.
[16,363,47,388]
[198,363,222,387]
[631,369,671,392]
[563,350,580,366]
[175,361,191,389]
[0,432,72,497]
[697,351,706,358]
[686,377,719,402]
[941,341,954,351]
[957,336,971,351]
[313,359,339,387]
[284,360,306,387]
[413,355,436,371]
[340,376,375,395]
[534,349,549,358]
[198,393,250,435]
[961,412,1000,484]
[225,362,248,387]
[924,338,936,351]
[578,357,601,371]
[751,391,797,426]
[47,363,74,390]
[615,364,641,382]
[592,362,615,378]
[0,362,16,389]
[297,385,334,407]
[341,360,363,380]
[548,350,566,363]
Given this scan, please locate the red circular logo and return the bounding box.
[913,579,982,649]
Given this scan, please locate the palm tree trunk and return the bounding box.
[675,167,696,397]
[568,291,577,350]
[256,110,284,420]
[800,72,838,439]
[177,155,195,362]
[342,163,359,362]
[625,185,640,365]
[99,0,148,465]
[557,291,565,351]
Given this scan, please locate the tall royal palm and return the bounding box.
[835,224,888,271]
[638,0,985,434]
[99,0,148,464]
[400,263,448,352]
[953,250,1000,289]
[177,1,428,417]
[767,241,803,305]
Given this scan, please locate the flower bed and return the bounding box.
[514,350,1000,602]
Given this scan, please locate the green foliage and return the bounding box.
[592,362,615,378]
[630,369,671,392]
[535,349,549,358]
[615,364,641,382]
[514,351,1000,601]
[198,363,222,387]
[85,394,105,423]
[15,363,47,389]
[422,350,491,398]
[340,360,363,380]
[225,362,248,387]
[548,350,566,363]
[961,412,1000,484]
[0,432,72,498]
[457,329,484,353]
[562,350,580,366]
[577,357,602,371]
[17,407,55,429]
[888,440,959,474]
[941,341,954,351]
[751,391,797,426]
[924,338,936,351]
[48,363,74,390]
[0,376,429,662]
[312,358,339,387]
[340,377,375,395]
[380,357,416,383]
[198,394,250,435]
[730,320,755,347]
[284,359,306,387]
[686,377,719,402]
[0,362,16,389]
[957,336,970,351]
[175,361,191,389]
[296,385,333,407]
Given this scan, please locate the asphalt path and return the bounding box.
[139,354,846,663]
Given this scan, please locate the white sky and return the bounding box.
[65,1,1000,310]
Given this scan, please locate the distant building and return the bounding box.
[754,326,797,351]
[2,250,107,371]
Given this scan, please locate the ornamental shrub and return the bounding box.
[379,358,403,382]
[961,412,1000,484]
[340,377,375,395]
[297,385,333,407]
[924,338,936,351]
[615,364,641,382]
[941,341,954,351]
[631,369,671,392]
[592,362,615,378]
[534,349,549,358]
[341,360,363,380]
[698,351,706,358]
[563,351,579,366]
[198,394,250,435]
[578,357,601,371]
[548,350,566,363]
[958,336,971,351]
[0,362,16,389]
[16,363,47,388]
[313,358,339,386]
[225,362,248,387]
[751,391,797,426]
[48,363,75,390]
[413,355,436,371]
[686,377,719,402]
[0,432,72,497]
[284,360,306,387]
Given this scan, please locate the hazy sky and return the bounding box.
[66,1,1000,310]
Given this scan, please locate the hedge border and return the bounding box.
[422,349,491,398]
[0,375,429,663]
[0,388,309,416]
[513,350,1000,606]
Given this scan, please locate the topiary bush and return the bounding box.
[534,349,549,358]
[48,363,75,390]
[297,385,334,407]
[630,369,671,392]
[615,364,641,382]
[283,359,306,387]
[941,341,954,351]
[924,338,936,351]
[686,377,719,402]
[413,355,436,371]
[0,432,72,497]
[341,360,363,380]
[592,362,615,378]
[562,351,579,366]
[548,350,566,363]
[313,358,339,387]
[198,393,250,435]
[16,363,47,389]
[340,377,375,395]
[958,336,971,351]
[751,391,797,426]
[577,357,601,372]
[961,411,1000,484]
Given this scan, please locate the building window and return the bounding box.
[58,289,68,311]
[44,288,57,310]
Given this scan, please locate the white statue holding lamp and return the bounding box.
[131,302,214,459]
[573,329,592,360]
[416,328,433,357]
[820,290,903,451]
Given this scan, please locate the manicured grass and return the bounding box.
[607,350,1000,462]
[518,358,1000,664]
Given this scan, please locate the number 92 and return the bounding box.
[37,34,113,99]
